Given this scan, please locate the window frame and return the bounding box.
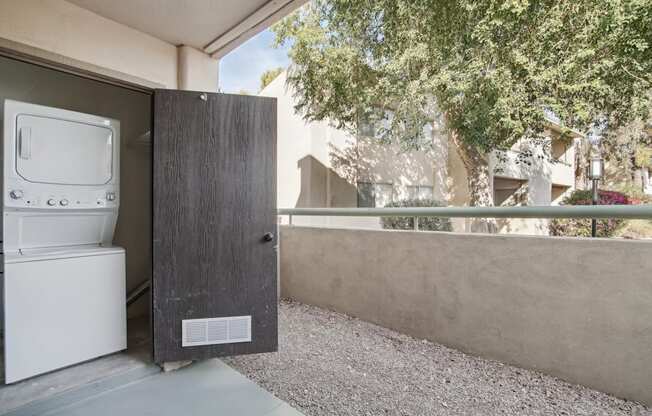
[357,181,394,207]
[406,185,434,201]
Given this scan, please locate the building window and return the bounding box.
[357,182,394,207]
[406,185,434,201]
[551,140,570,164]
[493,177,528,206]
[358,118,376,137]
[358,109,393,138]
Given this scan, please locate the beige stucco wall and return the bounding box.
[446,137,473,232]
[0,0,179,88]
[263,72,449,230]
[280,225,652,406]
[177,45,219,92]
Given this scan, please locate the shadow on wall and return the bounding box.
[294,134,447,210]
[328,136,446,201]
[295,155,357,208]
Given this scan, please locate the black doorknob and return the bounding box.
[263,232,274,242]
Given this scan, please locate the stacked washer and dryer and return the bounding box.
[2,100,126,383]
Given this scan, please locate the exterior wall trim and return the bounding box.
[0,37,161,93]
[205,0,308,58]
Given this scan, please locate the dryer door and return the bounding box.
[15,114,114,185]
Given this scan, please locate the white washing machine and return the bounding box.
[2,100,126,383]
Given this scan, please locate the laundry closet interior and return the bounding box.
[0,54,153,384]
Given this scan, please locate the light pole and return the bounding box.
[588,156,603,237]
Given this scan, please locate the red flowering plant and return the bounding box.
[549,190,630,237]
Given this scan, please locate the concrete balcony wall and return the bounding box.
[280,225,652,406]
[550,161,575,187]
[489,150,531,181]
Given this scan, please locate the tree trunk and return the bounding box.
[451,132,497,233]
[574,139,589,190]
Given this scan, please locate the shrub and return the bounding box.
[561,189,629,206]
[549,189,630,237]
[611,184,652,205]
[381,199,453,232]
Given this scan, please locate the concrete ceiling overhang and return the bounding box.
[67,0,307,58]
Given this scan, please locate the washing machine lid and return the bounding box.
[15,114,114,186]
[2,209,118,253]
[5,245,125,263]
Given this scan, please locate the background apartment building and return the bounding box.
[265,71,583,235]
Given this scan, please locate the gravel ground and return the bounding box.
[225,300,650,416]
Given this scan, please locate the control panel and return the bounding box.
[6,187,118,209]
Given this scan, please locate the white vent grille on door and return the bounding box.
[182,316,251,347]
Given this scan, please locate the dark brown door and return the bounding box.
[152,90,277,363]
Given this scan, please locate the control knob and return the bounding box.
[9,189,23,199]
[60,199,69,206]
[47,198,57,206]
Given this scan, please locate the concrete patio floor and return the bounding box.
[27,359,303,416]
[226,300,652,416]
[0,317,157,415]
[1,317,303,416]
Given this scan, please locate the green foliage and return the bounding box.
[602,101,652,175]
[274,0,652,157]
[549,189,630,237]
[259,67,284,91]
[549,217,625,238]
[635,146,652,168]
[381,199,452,232]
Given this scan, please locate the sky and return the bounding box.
[219,29,291,94]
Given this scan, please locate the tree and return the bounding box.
[602,103,652,191]
[273,0,651,230]
[260,67,284,91]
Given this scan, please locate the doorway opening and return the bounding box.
[0,51,279,413]
[0,54,155,412]
[493,177,528,206]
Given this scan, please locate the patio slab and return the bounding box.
[0,317,156,415]
[37,359,303,416]
[2,315,302,416]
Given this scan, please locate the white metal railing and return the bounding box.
[279,205,652,225]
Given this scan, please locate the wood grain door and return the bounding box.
[152,90,277,363]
